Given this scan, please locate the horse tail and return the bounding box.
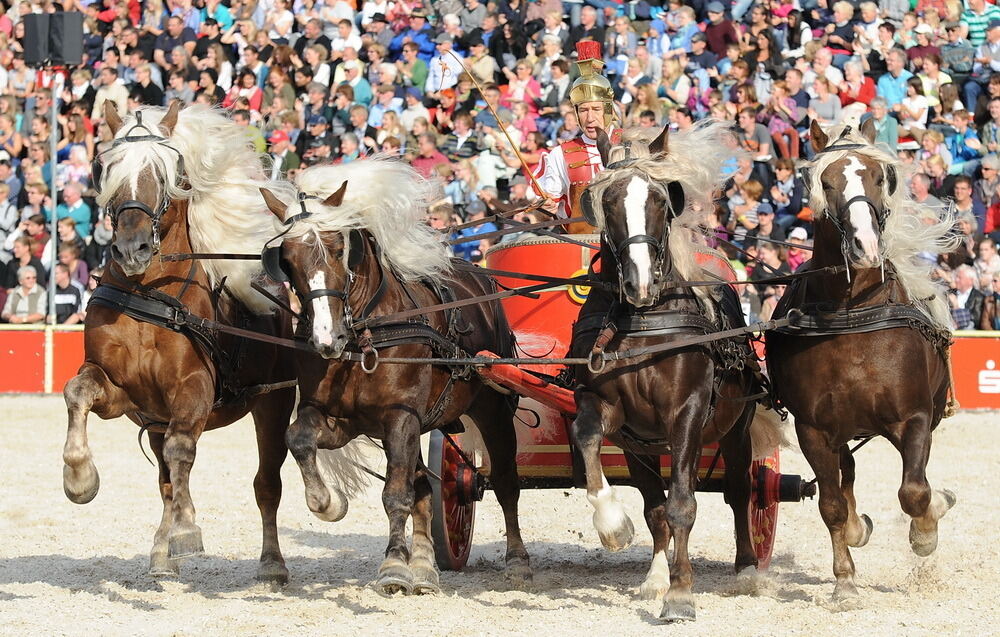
[315,438,380,500]
[748,405,791,460]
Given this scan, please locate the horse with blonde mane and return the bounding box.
[568,121,786,622]
[766,119,958,602]
[258,157,531,595]
[62,101,300,583]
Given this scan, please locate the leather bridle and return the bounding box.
[94,111,187,250]
[595,161,680,300]
[807,128,895,280]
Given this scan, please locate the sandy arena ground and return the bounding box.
[0,395,997,636]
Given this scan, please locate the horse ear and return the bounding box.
[595,128,612,167]
[324,181,348,207]
[159,99,181,136]
[859,117,877,144]
[647,126,669,155]
[347,229,366,269]
[259,187,287,221]
[810,120,828,153]
[104,100,123,135]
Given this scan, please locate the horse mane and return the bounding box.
[586,119,746,316]
[286,156,451,281]
[806,123,958,330]
[98,104,292,314]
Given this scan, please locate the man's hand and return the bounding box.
[540,196,559,215]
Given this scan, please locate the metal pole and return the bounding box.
[48,66,58,325]
[46,64,59,393]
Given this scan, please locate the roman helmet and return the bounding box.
[569,40,616,128]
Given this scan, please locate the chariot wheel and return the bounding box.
[429,430,478,571]
[749,450,781,570]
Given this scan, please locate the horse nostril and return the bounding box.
[111,245,123,260]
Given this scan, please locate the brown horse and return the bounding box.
[258,159,530,594]
[568,122,785,622]
[766,120,958,601]
[62,101,296,583]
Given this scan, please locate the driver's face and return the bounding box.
[576,102,605,137]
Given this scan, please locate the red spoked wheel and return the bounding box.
[749,450,781,570]
[429,430,478,571]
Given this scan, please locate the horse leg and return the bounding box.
[894,416,957,557]
[623,452,670,600]
[797,423,858,601]
[719,409,758,575]
[163,398,212,560]
[147,431,179,577]
[250,389,295,585]
[840,446,874,549]
[408,460,440,594]
[468,393,533,587]
[659,412,702,623]
[376,413,420,595]
[569,395,634,551]
[287,404,350,522]
[63,364,123,504]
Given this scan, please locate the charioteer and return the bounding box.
[533,41,623,234]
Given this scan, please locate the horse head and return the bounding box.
[99,100,186,276]
[809,119,897,270]
[583,126,686,307]
[260,182,357,359]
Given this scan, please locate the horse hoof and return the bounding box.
[909,521,938,557]
[256,561,290,586]
[63,462,100,504]
[167,524,205,559]
[852,514,874,548]
[148,554,179,578]
[308,488,348,522]
[939,489,957,512]
[376,562,413,595]
[410,567,441,595]
[597,515,635,552]
[504,561,534,590]
[659,599,696,623]
[832,579,859,603]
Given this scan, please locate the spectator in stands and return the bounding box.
[52,263,86,325]
[877,49,913,108]
[411,132,450,179]
[1,265,45,324]
[949,264,985,329]
[85,214,114,273]
[267,130,300,179]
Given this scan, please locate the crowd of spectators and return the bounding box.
[0,0,997,329]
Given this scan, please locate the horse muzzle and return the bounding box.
[309,333,349,360]
[110,239,154,276]
[623,278,660,308]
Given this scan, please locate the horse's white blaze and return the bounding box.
[308,271,335,346]
[623,176,653,298]
[588,474,628,536]
[842,156,880,264]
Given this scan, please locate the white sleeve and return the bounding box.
[535,145,568,200]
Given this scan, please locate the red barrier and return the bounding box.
[0,329,45,392]
[949,334,1000,410]
[1,327,998,409]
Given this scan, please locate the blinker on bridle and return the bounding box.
[97,110,188,248]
